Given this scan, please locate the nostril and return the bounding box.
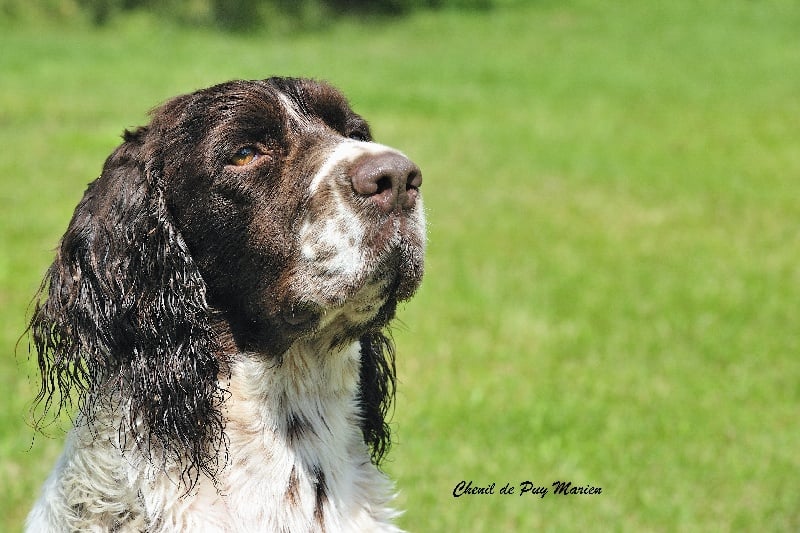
[402,168,422,210]
[406,169,422,191]
[376,175,394,194]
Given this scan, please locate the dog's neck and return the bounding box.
[207,339,397,531]
[222,339,363,433]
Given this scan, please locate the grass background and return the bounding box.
[2,0,799,530]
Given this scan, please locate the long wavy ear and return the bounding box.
[30,126,226,483]
[358,331,397,466]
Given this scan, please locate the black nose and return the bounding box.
[351,152,422,213]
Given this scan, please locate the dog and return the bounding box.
[25,77,425,532]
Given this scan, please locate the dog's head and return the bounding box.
[30,78,425,480]
[148,78,425,354]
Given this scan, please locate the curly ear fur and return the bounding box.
[30,127,226,484]
[358,331,396,466]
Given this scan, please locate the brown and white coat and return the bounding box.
[26,78,425,532]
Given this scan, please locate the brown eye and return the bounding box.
[231,146,258,166]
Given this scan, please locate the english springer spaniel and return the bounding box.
[26,78,425,532]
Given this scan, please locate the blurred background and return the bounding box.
[2,0,799,530]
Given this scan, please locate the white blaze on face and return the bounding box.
[307,140,408,195]
[276,92,313,130]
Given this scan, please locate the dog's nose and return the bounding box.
[351,152,422,213]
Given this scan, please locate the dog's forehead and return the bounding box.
[269,78,361,134]
[161,79,359,142]
[208,79,354,122]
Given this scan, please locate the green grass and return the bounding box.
[2,1,800,530]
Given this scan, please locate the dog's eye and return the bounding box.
[348,131,369,142]
[230,146,258,166]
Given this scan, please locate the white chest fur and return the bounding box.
[209,343,401,532]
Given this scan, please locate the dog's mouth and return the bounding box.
[280,248,416,334]
[232,235,422,357]
[280,302,322,331]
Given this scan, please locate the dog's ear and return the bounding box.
[358,331,397,466]
[30,125,226,482]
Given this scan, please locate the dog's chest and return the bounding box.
[186,346,400,532]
